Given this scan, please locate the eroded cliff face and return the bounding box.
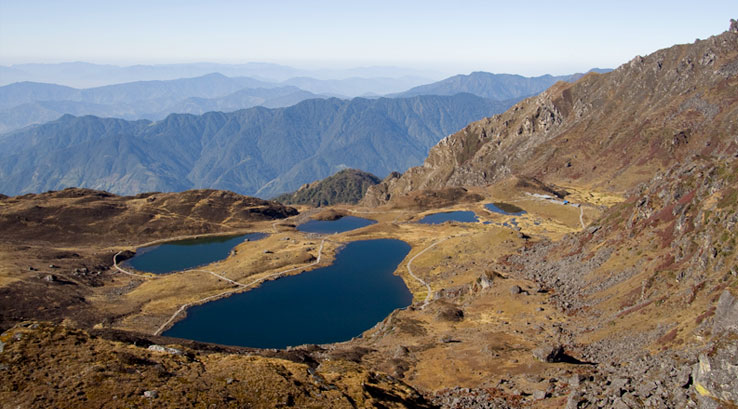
[363,30,738,206]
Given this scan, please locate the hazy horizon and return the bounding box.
[1,0,734,78]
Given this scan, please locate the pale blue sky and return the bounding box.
[0,0,735,75]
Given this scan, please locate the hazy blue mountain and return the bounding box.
[159,86,321,116]
[0,73,272,108]
[0,94,511,197]
[0,61,439,88]
[281,76,431,97]
[391,70,610,101]
[0,75,328,132]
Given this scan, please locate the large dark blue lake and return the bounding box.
[297,215,376,234]
[162,239,412,349]
[418,210,479,224]
[124,233,267,274]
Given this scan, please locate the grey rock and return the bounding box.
[147,345,183,355]
[533,344,565,363]
[0,339,4,353]
[566,390,585,409]
[510,285,522,295]
[43,274,56,282]
[712,290,738,335]
[143,390,158,398]
[607,377,630,395]
[692,346,738,407]
[533,389,547,400]
[569,374,582,387]
[475,271,496,290]
[393,345,409,358]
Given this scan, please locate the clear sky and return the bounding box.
[0,0,735,75]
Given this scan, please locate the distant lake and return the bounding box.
[163,239,412,348]
[485,202,526,216]
[297,215,376,234]
[418,210,478,224]
[124,233,267,274]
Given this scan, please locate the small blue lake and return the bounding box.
[124,233,267,274]
[163,239,412,348]
[297,215,376,234]
[485,202,526,216]
[418,210,479,224]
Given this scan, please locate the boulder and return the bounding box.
[475,271,496,290]
[712,289,738,335]
[533,344,565,363]
[143,390,158,398]
[692,343,738,408]
[435,304,464,322]
[147,345,183,355]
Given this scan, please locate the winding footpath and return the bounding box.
[406,237,450,308]
[113,251,151,279]
[579,205,586,229]
[153,240,325,336]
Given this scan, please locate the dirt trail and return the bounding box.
[406,237,450,308]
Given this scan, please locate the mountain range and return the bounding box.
[364,34,736,205]
[0,68,602,134]
[390,69,610,101]
[0,94,510,198]
[0,74,325,133]
[0,61,439,88]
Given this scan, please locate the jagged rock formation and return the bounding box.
[274,168,380,206]
[364,28,738,206]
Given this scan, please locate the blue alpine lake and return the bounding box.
[124,233,267,274]
[485,202,526,216]
[418,210,479,224]
[162,239,413,349]
[297,215,376,234]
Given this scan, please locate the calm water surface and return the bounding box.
[297,215,376,234]
[485,202,526,216]
[418,210,478,224]
[124,233,267,274]
[163,239,412,348]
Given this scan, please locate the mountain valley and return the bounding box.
[1,22,737,409]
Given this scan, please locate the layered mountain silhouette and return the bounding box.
[390,70,609,101]
[0,74,325,133]
[0,94,510,197]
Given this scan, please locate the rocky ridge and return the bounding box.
[363,29,738,206]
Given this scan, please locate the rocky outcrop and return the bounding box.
[692,289,738,408]
[274,168,380,207]
[364,27,738,205]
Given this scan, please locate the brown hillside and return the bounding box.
[363,30,738,206]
